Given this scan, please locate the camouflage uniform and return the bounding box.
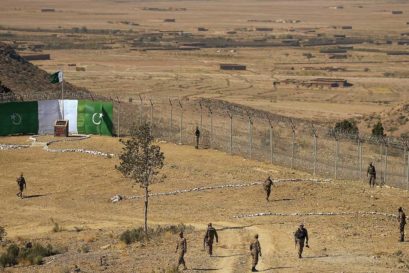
[16,174,26,199]
[176,233,187,270]
[195,127,201,149]
[204,224,218,256]
[367,163,376,187]
[294,225,309,258]
[249,235,261,272]
[263,177,274,201]
[398,208,406,242]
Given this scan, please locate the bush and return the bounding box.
[372,121,385,137]
[0,243,59,268]
[120,224,194,245]
[0,226,6,241]
[334,119,359,136]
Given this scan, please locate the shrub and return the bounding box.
[50,218,64,233]
[372,121,385,137]
[0,226,6,241]
[0,243,59,268]
[333,119,359,136]
[120,224,193,245]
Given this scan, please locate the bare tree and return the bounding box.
[116,123,165,234]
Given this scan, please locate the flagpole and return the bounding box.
[61,70,64,120]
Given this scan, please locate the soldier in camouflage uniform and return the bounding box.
[175,232,188,270]
[249,234,261,272]
[398,207,406,242]
[263,176,274,201]
[204,223,218,256]
[195,126,201,149]
[294,224,309,258]
[16,173,26,199]
[367,162,376,188]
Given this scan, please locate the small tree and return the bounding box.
[372,121,385,138]
[116,123,164,234]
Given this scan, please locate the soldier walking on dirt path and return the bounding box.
[176,231,188,270]
[398,207,406,242]
[263,176,274,201]
[16,173,26,199]
[249,234,261,272]
[294,224,309,259]
[367,162,376,188]
[203,223,218,256]
[195,126,201,149]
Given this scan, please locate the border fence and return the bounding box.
[2,94,409,190]
[111,96,409,191]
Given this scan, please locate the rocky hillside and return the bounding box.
[0,43,98,102]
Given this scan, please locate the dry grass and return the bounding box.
[1,135,409,272]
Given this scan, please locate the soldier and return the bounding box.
[203,223,218,256]
[367,162,376,188]
[398,207,406,242]
[16,173,26,199]
[175,231,187,270]
[294,224,309,259]
[263,176,274,201]
[249,234,262,272]
[195,126,201,149]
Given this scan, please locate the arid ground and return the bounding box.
[1,136,409,272]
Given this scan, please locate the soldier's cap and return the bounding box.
[254,234,259,238]
[300,223,304,227]
[179,231,184,235]
[208,223,212,227]
[399,207,403,212]
[20,172,24,176]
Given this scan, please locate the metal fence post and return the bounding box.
[178,100,183,145]
[139,95,143,125]
[311,124,317,176]
[228,112,233,155]
[335,137,339,179]
[199,101,203,130]
[116,96,120,138]
[207,106,213,148]
[169,99,173,141]
[384,138,388,185]
[247,114,253,159]
[290,120,296,169]
[268,119,273,164]
[149,99,154,135]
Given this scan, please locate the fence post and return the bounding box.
[360,140,363,180]
[169,98,173,141]
[334,136,339,179]
[138,95,143,125]
[357,137,361,180]
[384,138,388,185]
[268,119,273,164]
[290,120,296,169]
[199,101,203,130]
[178,100,183,145]
[149,99,154,135]
[247,114,253,159]
[116,96,120,138]
[207,106,213,148]
[406,150,409,190]
[311,124,317,176]
[228,111,233,155]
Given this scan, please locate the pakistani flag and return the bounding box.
[77,100,113,135]
[50,71,63,84]
[0,102,38,135]
[0,100,113,136]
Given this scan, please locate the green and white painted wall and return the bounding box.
[0,100,113,136]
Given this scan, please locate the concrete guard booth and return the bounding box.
[54,120,69,137]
